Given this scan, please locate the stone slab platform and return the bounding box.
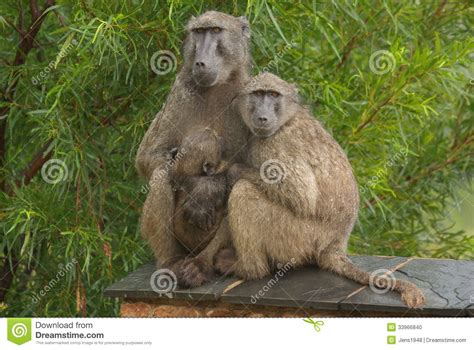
[104,255,474,317]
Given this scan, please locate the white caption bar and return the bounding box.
[0,317,472,349]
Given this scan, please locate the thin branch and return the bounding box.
[405,152,473,188]
[0,0,56,303]
[0,0,56,192]
[15,0,55,66]
[0,121,6,191]
[29,0,41,21]
[433,0,447,18]
[365,135,473,208]
[13,140,53,189]
[18,1,24,33]
[353,95,392,135]
[353,65,434,136]
[54,9,67,27]
[2,16,24,36]
[79,0,97,18]
[0,256,19,302]
[406,135,473,186]
[337,35,357,68]
[335,7,378,70]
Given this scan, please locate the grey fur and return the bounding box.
[219,73,425,309]
[137,11,251,284]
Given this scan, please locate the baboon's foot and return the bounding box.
[179,256,214,288]
[162,257,187,283]
[214,247,237,276]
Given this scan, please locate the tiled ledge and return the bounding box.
[104,255,474,317]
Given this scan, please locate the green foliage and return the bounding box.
[0,0,472,316]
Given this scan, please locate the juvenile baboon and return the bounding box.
[137,12,251,284]
[166,129,231,286]
[216,72,425,308]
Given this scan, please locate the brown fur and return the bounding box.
[220,73,425,309]
[137,12,251,286]
[168,129,236,287]
[170,129,229,255]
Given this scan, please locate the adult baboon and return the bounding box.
[137,11,251,285]
[215,72,425,308]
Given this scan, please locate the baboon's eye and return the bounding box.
[169,147,179,160]
[195,28,204,33]
[203,161,215,175]
[270,91,280,98]
[212,27,222,33]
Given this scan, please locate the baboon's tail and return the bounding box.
[317,250,425,309]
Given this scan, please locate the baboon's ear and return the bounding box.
[180,35,188,58]
[185,15,197,32]
[239,16,251,39]
[289,82,298,93]
[289,82,300,101]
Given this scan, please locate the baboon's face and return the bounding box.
[185,12,250,87]
[170,130,223,177]
[190,27,226,87]
[244,90,290,137]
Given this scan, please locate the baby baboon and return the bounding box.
[218,72,425,308]
[138,11,251,282]
[169,129,228,263]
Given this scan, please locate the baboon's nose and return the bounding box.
[258,116,268,124]
[195,61,206,69]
